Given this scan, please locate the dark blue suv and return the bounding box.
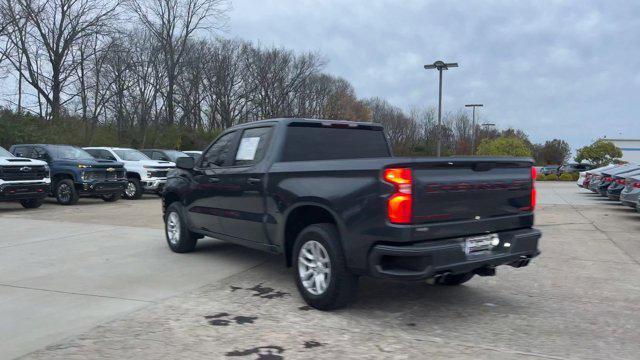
[9,144,127,205]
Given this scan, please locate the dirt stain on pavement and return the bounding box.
[303,340,324,349]
[226,345,285,359]
[204,313,258,326]
[228,283,291,300]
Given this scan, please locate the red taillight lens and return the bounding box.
[603,176,613,182]
[615,178,625,185]
[530,166,537,211]
[634,182,640,189]
[384,168,412,224]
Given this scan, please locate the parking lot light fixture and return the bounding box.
[424,61,459,157]
[465,104,483,155]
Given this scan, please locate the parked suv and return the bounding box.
[0,146,50,208]
[84,147,175,199]
[10,144,127,205]
[540,165,560,175]
[141,149,189,163]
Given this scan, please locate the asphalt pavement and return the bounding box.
[1,182,639,359]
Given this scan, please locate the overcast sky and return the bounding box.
[227,0,640,150]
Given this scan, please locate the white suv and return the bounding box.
[84,147,174,199]
[0,146,51,208]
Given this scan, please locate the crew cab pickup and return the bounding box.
[10,144,127,205]
[162,119,541,310]
[84,147,175,199]
[0,146,50,208]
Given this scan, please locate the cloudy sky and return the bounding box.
[227,0,640,150]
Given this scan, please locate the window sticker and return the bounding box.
[236,137,261,161]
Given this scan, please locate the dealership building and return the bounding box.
[607,139,640,163]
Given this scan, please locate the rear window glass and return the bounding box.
[281,126,390,162]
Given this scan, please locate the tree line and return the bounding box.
[0,0,571,164]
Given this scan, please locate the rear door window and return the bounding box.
[282,125,390,161]
[234,127,273,166]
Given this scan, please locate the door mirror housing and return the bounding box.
[176,156,194,170]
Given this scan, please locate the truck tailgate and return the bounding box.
[408,159,533,225]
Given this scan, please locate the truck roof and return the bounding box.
[226,118,383,131]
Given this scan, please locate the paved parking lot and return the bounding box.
[1,182,639,359]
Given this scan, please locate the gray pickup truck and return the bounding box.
[162,118,541,310]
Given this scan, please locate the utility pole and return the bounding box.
[465,104,483,155]
[424,61,458,157]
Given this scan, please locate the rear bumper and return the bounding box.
[368,228,541,280]
[0,182,50,201]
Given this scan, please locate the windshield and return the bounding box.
[164,150,188,162]
[49,145,94,160]
[114,149,149,161]
[0,146,12,157]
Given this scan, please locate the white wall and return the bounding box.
[609,139,640,164]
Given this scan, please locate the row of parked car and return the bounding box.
[578,163,640,210]
[0,144,202,208]
[539,163,594,176]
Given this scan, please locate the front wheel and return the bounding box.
[20,198,44,209]
[55,179,79,205]
[293,223,358,310]
[165,202,198,253]
[123,178,143,199]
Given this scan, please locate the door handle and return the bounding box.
[247,177,262,184]
[208,177,220,183]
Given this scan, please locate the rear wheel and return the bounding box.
[165,202,198,253]
[55,179,79,205]
[436,272,474,286]
[20,198,44,209]
[293,223,358,310]
[124,178,143,199]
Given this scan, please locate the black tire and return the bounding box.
[102,192,121,202]
[55,179,79,205]
[124,178,143,200]
[20,198,44,209]
[293,223,358,310]
[164,202,198,253]
[436,272,474,286]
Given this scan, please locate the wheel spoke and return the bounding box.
[299,258,316,268]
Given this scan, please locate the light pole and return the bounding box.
[424,61,458,157]
[465,104,483,155]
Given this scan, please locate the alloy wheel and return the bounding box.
[125,181,137,197]
[298,240,332,295]
[167,212,181,245]
[58,183,71,202]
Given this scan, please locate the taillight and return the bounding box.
[634,182,640,189]
[615,178,625,185]
[383,168,412,224]
[530,166,537,211]
[603,176,612,182]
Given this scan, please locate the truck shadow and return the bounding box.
[198,238,524,317]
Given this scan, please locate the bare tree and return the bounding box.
[0,0,121,121]
[131,0,227,126]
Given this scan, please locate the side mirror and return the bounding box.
[176,156,194,170]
